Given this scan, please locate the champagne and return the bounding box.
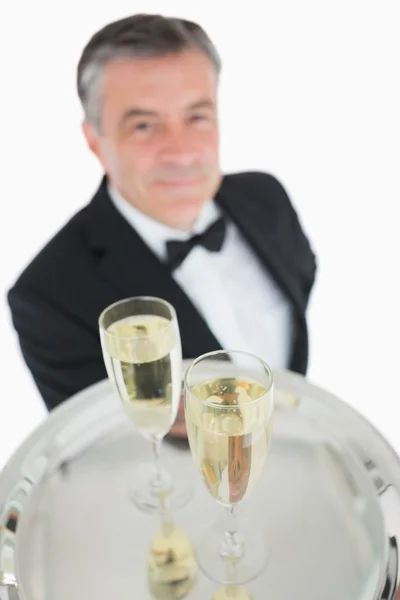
[148,523,197,599]
[185,377,273,505]
[103,314,181,440]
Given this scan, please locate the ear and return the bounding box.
[81,120,106,169]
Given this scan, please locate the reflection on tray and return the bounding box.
[275,388,301,409]
[147,521,197,599]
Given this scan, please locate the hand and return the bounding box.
[169,394,187,439]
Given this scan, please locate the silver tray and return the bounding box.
[1,368,400,600]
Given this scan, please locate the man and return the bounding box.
[7,14,317,434]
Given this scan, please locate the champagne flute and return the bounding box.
[99,296,191,513]
[184,350,274,584]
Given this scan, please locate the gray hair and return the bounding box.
[77,14,222,133]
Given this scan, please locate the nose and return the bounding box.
[159,125,198,166]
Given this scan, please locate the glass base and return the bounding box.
[127,458,193,514]
[212,585,253,600]
[196,520,268,585]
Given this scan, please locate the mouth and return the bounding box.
[155,177,205,188]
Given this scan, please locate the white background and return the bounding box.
[1,1,399,468]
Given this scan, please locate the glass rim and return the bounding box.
[98,296,177,340]
[184,349,274,408]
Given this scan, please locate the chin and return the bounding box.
[155,174,221,226]
[175,198,206,222]
[164,174,220,201]
[162,196,206,231]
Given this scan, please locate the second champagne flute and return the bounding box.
[99,296,191,513]
[184,350,274,585]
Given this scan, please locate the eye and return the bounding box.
[133,121,153,131]
[189,113,209,123]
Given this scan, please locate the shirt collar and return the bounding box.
[107,183,221,261]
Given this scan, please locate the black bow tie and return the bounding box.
[166,217,226,270]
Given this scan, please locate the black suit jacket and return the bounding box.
[7,171,317,411]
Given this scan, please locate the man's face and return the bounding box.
[83,50,222,230]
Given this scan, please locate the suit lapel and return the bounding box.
[85,179,222,358]
[215,178,305,316]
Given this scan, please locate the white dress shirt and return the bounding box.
[108,184,294,370]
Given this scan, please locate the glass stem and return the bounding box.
[151,438,174,535]
[150,437,172,499]
[159,492,174,537]
[152,437,163,485]
[220,505,243,562]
